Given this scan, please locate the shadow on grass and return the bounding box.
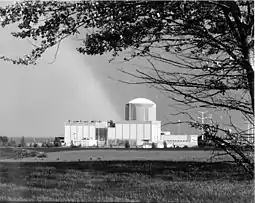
[0,161,251,187]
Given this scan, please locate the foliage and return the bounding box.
[20,136,26,147]
[37,152,47,158]
[70,140,74,148]
[0,1,253,113]
[163,141,167,149]
[0,136,9,146]
[109,120,115,127]
[151,142,156,149]
[191,122,254,177]
[124,141,130,148]
[8,139,16,147]
[53,137,61,147]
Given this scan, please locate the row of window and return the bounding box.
[166,140,188,142]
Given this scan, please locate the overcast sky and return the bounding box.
[0,19,189,138]
[0,2,247,138]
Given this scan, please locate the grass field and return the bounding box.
[0,161,253,202]
[0,148,235,162]
[0,148,253,202]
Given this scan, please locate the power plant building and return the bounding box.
[106,98,161,145]
[64,97,198,147]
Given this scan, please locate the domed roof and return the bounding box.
[128,98,156,105]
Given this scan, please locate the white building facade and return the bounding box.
[107,120,161,146]
[64,98,198,148]
[64,121,97,147]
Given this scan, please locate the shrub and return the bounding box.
[29,150,38,157]
[125,141,130,148]
[152,142,156,149]
[37,152,47,158]
[54,142,61,147]
[183,145,188,148]
[163,141,167,149]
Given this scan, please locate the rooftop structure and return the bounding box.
[125,98,157,121]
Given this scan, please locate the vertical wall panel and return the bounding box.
[70,126,77,141]
[116,124,123,140]
[107,128,116,140]
[90,125,96,140]
[122,124,130,140]
[137,124,144,141]
[144,124,151,139]
[64,125,71,146]
[130,124,137,140]
[77,126,83,142]
[151,123,156,142]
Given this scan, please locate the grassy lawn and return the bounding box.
[0,161,253,202]
[0,147,236,162]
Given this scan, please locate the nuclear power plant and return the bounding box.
[64,98,198,148]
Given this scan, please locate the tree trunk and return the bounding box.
[245,61,254,114]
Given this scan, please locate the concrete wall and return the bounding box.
[64,123,96,146]
[114,121,161,145]
[161,134,198,147]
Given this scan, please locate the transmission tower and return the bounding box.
[197,111,212,140]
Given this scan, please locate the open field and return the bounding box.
[0,148,253,202]
[0,161,253,202]
[0,148,236,162]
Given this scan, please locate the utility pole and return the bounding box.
[197,111,212,140]
[178,120,181,135]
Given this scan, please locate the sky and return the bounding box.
[0,2,249,139]
[0,16,187,138]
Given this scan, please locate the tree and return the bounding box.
[125,140,130,148]
[20,136,26,147]
[0,136,9,146]
[8,139,16,147]
[163,141,167,149]
[54,137,61,147]
[151,142,156,149]
[109,120,115,127]
[0,1,254,176]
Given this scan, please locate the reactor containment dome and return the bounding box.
[125,98,156,121]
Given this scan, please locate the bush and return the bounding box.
[183,145,188,148]
[54,142,61,147]
[152,142,156,149]
[125,141,130,148]
[29,150,38,157]
[37,152,47,158]
[163,141,167,149]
